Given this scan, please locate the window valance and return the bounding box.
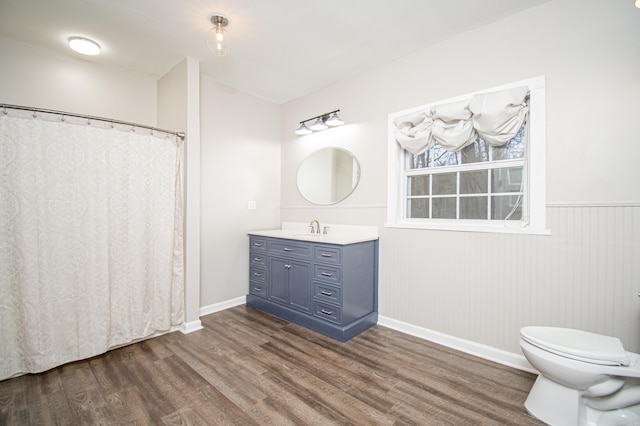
[394,86,529,155]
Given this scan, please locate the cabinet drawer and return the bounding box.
[314,246,342,264]
[314,264,341,285]
[249,281,267,298]
[250,237,267,252]
[250,253,266,267]
[314,282,342,305]
[250,266,267,282]
[269,240,312,258]
[314,301,342,324]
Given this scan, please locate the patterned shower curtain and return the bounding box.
[0,108,184,380]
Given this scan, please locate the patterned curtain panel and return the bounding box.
[0,109,184,380]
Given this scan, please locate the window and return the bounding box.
[387,77,548,234]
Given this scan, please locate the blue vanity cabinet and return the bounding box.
[268,256,312,314]
[248,237,267,298]
[247,235,378,342]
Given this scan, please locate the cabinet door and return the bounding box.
[289,260,312,313]
[269,257,289,305]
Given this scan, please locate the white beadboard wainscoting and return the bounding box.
[281,204,640,369]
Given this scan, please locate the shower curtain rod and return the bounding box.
[1,103,185,139]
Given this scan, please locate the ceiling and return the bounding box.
[0,0,545,104]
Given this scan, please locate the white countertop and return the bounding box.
[248,222,378,245]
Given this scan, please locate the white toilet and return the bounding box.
[520,326,640,426]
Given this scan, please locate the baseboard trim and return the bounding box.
[200,296,246,317]
[377,315,536,374]
[180,319,203,334]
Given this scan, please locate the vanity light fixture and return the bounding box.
[207,13,230,57]
[295,109,345,136]
[68,36,101,55]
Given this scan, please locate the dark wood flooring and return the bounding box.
[0,305,542,425]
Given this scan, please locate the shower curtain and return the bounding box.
[0,108,184,381]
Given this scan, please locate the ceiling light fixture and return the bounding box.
[207,14,230,57]
[68,36,101,56]
[636,0,640,8]
[295,110,345,136]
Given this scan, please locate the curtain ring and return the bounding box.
[61,114,65,122]
[32,109,37,118]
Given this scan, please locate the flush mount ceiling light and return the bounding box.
[207,13,230,57]
[68,36,101,55]
[636,0,640,8]
[295,110,345,136]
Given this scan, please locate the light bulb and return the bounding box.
[207,14,230,57]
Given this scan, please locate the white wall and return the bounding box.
[199,76,281,307]
[0,36,157,126]
[281,0,640,357]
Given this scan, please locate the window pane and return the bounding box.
[460,196,488,219]
[461,137,489,164]
[408,152,428,169]
[460,170,487,194]
[432,173,456,195]
[492,167,523,193]
[427,144,458,168]
[493,123,526,161]
[491,195,522,220]
[408,198,429,218]
[408,175,429,196]
[432,197,456,218]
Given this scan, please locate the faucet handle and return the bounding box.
[323,226,329,235]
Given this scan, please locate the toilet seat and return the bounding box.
[521,326,630,367]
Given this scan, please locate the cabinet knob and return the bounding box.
[284,264,291,269]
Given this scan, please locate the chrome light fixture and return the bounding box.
[68,36,101,55]
[207,14,230,57]
[295,110,345,136]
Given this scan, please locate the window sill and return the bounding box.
[384,221,551,236]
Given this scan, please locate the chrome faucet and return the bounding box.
[309,219,320,234]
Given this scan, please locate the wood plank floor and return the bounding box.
[0,305,542,425]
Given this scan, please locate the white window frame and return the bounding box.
[386,76,549,235]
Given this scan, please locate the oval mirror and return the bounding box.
[297,147,360,205]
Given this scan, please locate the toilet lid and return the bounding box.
[520,326,630,366]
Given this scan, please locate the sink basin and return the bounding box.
[292,233,324,237]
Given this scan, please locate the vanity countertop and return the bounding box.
[248,222,378,245]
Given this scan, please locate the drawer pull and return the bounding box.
[284,264,291,269]
[320,290,333,296]
[253,242,263,247]
[321,309,333,315]
[283,247,293,252]
[321,272,332,277]
[253,257,262,262]
[253,286,263,291]
[253,272,263,277]
[321,253,333,257]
